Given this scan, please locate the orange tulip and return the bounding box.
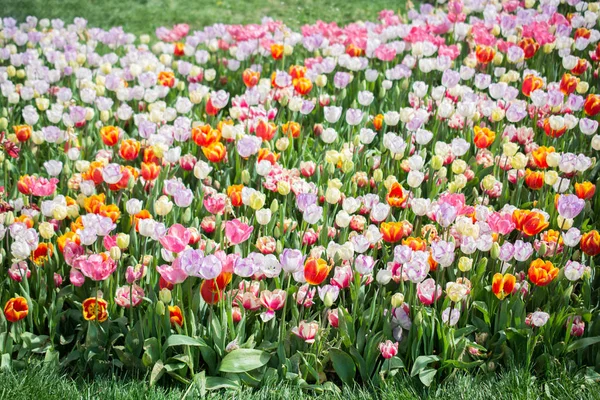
[304,257,330,285]
[271,44,284,60]
[402,236,427,251]
[31,242,53,265]
[521,74,544,97]
[143,146,161,164]
[17,175,35,195]
[524,169,544,190]
[386,182,409,207]
[528,259,558,286]
[4,296,28,322]
[57,231,80,253]
[580,230,600,256]
[346,43,364,57]
[373,114,384,130]
[82,297,109,322]
[531,146,555,169]
[141,162,161,181]
[473,126,496,149]
[202,142,227,163]
[289,65,306,80]
[584,94,600,117]
[13,125,32,142]
[257,148,280,165]
[82,161,105,185]
[513,209,549,236]
[559,73,578,95]
[192,125,221,147]
[173,42,185,56]
[570,58,588,76]
[227,184,244,207]
[255,119,277,141]
[84,193,106,214]
[100,204,121,223]
[119,139,141,160]
[492,273,516,300]
[100,125,121,146]
[133,210,152,232]
[158,71,175,87]
[575,181,596,200]
[242,68,260,88]
[380,221,408,243]
[293,77,313,95]
[518,37,539,59]
[475,45,495,64]
[574,27,591,40]
[282,121,301,138]
[168,305,184,326]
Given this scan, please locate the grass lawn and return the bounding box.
[0,364,599,399]
[2,0,405,35]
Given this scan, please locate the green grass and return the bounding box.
[1,364,600,399]
[2,0,404,36]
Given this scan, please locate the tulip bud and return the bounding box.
[315,74,327,87]
[156,300,166,316]
[270,199,279,213]
[241,170,250,185]
[117,233,130,250]
[430,155,443,170]
[391,293,405,308]
[0,117,8,130]
[276,240,283,254]
[373,169,383,182]
[277,181,291,196]
[159,288,172,303]
[490,242,500,259]
[458,256,473,272]
[110,246,122,261]
[482,175,496,190]
[183,208,192,224]
[556,216,573,230]
[273,226,281,239]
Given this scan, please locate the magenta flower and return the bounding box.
[79,253,117,281]
[225,219,254,245]
[159,224,191,253]
[379,340,399,359]
[291,321,319,344]
[157,262,188,285]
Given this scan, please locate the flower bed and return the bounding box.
[1,2,600,390]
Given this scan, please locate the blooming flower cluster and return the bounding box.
[1,0,600,387]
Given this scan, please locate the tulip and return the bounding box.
[291,321,319,344]
[417,278,442,306]
[378,340,399,359]
[575,181,596,200]
[492,273,516,300]
[225,219,254,245]
[512,210,549,236]
[82,297,109,322]
[168,305,184,327]
[3,296,29,322]
[528,259,558,286]
[580,230,600,256]
[304,257,330,285]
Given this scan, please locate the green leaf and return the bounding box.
[566,336,600,353]
[205,376,240,391]
[163,334,207,353]
[329,349,356,385]
[419,368,437,387]
[150,360,165,386]
[410,355,440,377]
[219,349,270,373]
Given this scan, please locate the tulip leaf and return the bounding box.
[163,334,207,351]
[410,355,440,377]
[219,349,270,373]
[566,336,600,353]
[329,349,356,385]
[419,368,437,387]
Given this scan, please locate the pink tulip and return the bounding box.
[379,340,399,359]
[115,285,145,308]
[8,261,30,282]
[203,194,227,215]
[79,253,117,281]
[31,177,59,197]
[292,321,319,344]
[417,278,442,306]
[259,289,286,321]
[330,265,353,289]
[225,219,254,245]
[157,262,188,284]
[159,224,191,253]
[328,308,340,328]
[69,268,85,287]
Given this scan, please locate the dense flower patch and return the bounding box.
[1,0,600,390]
